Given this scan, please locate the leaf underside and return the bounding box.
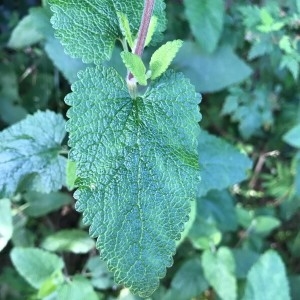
[49,0,166,64]
[66,66,201,296]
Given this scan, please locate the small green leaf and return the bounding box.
[150,40,183,80]
[280,55,299,80]
[236,205,255,228]
[57,275,98,300]
[0,110,67,197]
[242,250,291,300]
[85,257,114,290]
[10,247,64,289]
[24,191,72,217]
[252,216,281,235]
[202,247,237,300]
[145,16,158,47]
[257,8,285,33]
[164,257,209,300]
[189,217,222,250]
[117,12,134,48]
[41,229,95,254]
[66,160,77,190]
[121,51,147,85]
[7,14,44,49]
[198,190,238,232]
[0,199,13,252]
[38,275,62,299]
[283,124,300,148]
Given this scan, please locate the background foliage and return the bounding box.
[0,0,300,299]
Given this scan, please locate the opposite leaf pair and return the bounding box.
[121,40,183,86]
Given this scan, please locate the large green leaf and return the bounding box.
[202,247,237,300]
[49,0,166,64]
[184,0,224,53]
[242,250,291,300]
[0,110,67,197]
[66,66,201,297]
[198,130,252,197]
[173,42,253,93]
[10,247,64,289]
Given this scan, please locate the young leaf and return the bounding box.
[66,66,201,297]
[202,247,237,300]
[10,247,64,289]
[0,110,67,197]
[121,51,147,85]
[49,0,166,64]
[66,160,77,190]
[150,40,183,80]
[145,16,158,47]
[242,250,291,300]
[117,12,134,48]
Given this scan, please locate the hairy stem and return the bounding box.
[127,0,155,88]
[134,0,155,57]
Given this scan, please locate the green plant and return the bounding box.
[49,0,203,296]
[1,0,300,299]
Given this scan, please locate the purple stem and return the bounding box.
[134,0,155,57]
[128,0,155,81]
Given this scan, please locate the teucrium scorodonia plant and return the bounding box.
[49,0,201,296]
